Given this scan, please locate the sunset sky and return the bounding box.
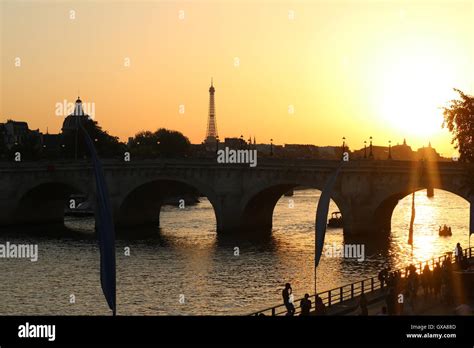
[1,0,473,156]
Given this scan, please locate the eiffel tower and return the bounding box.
[204,78,218,143]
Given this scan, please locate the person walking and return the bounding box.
[282,283,295,316]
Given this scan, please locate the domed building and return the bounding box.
[61,97,90,133]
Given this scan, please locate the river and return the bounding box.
[0,189,470,315]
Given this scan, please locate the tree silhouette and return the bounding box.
[155,128,191,157]
[128,131,160,158]
[129,128,190,158]
[443,89,474,163]
[62,118,125,158]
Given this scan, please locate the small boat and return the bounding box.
[65,200,94,217]
[327,211,343,228]
[439,225,452,237]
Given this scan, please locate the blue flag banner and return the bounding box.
[79,122,116,315]
[314,162,344,267]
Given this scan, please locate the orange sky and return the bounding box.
[1,0,473,156]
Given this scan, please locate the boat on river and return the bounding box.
[439,225,452,237]
[327,212,343,228]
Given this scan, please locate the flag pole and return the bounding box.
[314,162,344,307]
[79,120,117,317]
[315,229,317,297]
[470,196,473,257]
[409,192,416,262]
[408,192,415,244]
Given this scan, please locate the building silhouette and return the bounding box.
[62,97,89,133]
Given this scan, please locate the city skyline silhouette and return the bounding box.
[2,1,473,156]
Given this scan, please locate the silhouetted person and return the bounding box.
[422,264,431,297]
[432,263,442,298]
[386,271,396,290]
[455,243,463,263]
[315,295,326,315]
[378,266,389,290]
[385,288,396,315]
[282,283,295,316]
[406,267,419,303]
[403,290,415,314]
[377,306,388,316]
[394,271,402,295]
[359,293,368,316]
[299,293,312,316]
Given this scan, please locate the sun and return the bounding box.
[373,43,459,139]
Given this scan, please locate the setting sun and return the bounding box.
[375,43,460,138]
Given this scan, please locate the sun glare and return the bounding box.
[375,45,458,139]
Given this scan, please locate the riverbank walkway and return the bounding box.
[250,247,473,316]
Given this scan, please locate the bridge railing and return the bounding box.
[249,247,473,316]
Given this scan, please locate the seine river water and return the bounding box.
[0,189,470,315]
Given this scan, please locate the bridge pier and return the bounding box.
[114,196,161,229]
[216,193,247,234]
[0,198,66,226]
[215,191,277,237]
[342,200,393,238]
[427,187,434,197]
[15,199,66,225]
[0,182,85,228]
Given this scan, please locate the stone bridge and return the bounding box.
[0,159,471,238]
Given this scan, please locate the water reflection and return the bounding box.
[0,188,469,315]
[390,189,469,266]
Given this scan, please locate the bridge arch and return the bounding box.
[373,183,472,236]
[12,179,91,226]
[239,179,347,237]
[115,176,221,235]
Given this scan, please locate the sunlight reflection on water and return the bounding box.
[0,189,469,315]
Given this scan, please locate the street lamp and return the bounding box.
[240,135,244,150]
[342,136,346,159]
[388,140,392,160]
[215,136,220,154]
[369,136,374,159]
[364,140,367,159]
[270,138,273,156]
[156,140,161,158]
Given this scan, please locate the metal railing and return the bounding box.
[250,247,473,316]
